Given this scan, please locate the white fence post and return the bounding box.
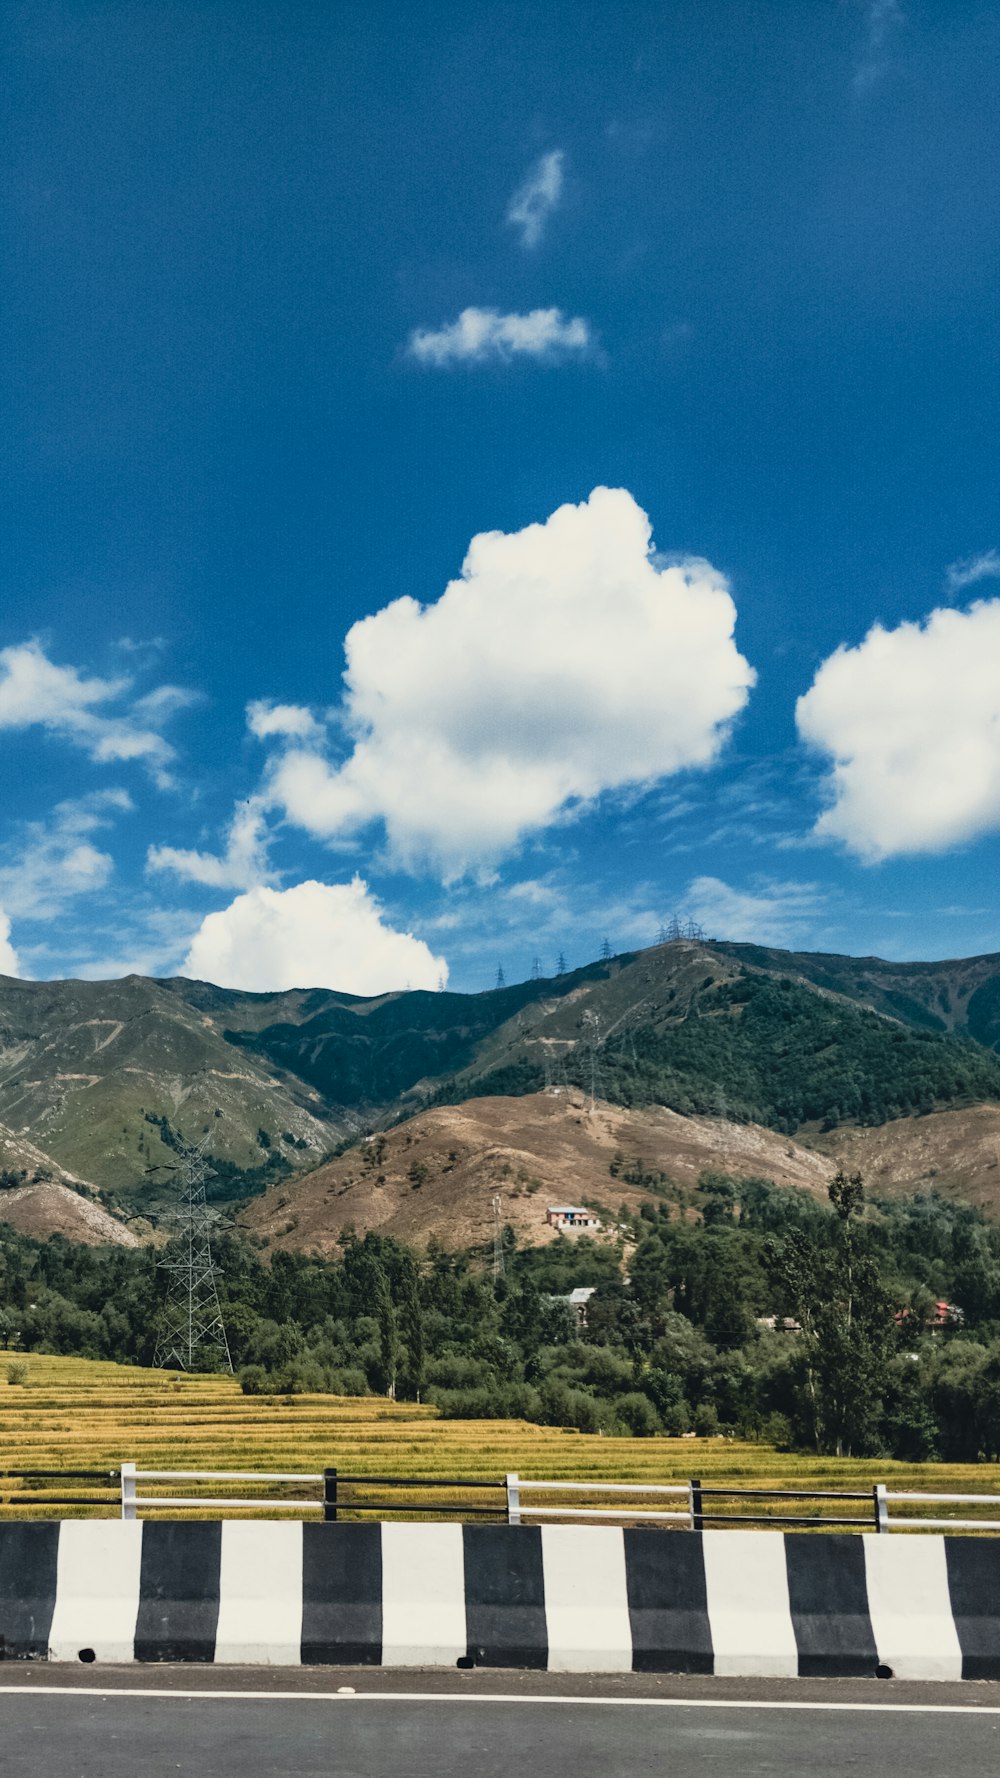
[121,1461,137,1521]
[506,1472,521,1526]
[875,1483,889,1534]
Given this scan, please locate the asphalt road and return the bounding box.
[3,1675,1000,1778]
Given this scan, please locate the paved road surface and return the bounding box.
[3,1675,1000,1778]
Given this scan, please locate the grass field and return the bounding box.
[2,1353,999,1527]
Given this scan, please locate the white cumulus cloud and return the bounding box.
[147,801,273,891]
[0,907,21,977]
[246,699,324,742]
[264,486,756,877]
[181,878,447,995]
[506,149,565,248]
[407,306,593,366]
[796,598,1000,860]
[0,640,185,781]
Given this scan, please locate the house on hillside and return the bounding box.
[895,1299,965,1335]
[546,1204,601,1230]
[549,1285,597,1328]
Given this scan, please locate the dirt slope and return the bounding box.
[241,1090,835,1254]
[0,1180,145,1247]
[242,1093,1000,1257]
[821,1103,1000,1212]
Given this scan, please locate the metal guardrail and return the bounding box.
[118,1465,510,1522]
[5,1465,1000,1531]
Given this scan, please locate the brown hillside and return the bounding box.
[241,1091,835,1255]
[0,1180,145,1247]
[243,1094,1000,1257]
[820,1103,1000,1213]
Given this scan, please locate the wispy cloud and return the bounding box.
[945,550,1000,593]
[686,874,828,947]
[506,149,565,249]
[0,790,132,922]
[853,0,905,93]
[407,306,593,367]
[0,640,189,785]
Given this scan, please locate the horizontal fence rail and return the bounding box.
[6,1465,1000,1531]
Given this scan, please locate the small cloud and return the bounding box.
[407,306,594,367]
[0,906,21,977]
[147,800,273,892]
[0,791,129,922]
[853,0,905,93]
[246,699,325,743]
[0,640,187,783]
[181,876,447,995]
[686,875,826,947]
[945,550,1000,593]
[506,149,565,249]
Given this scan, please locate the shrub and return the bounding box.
[615,1391,662,1437]
[238,1364,269,1396]
[328,1367,369,1397]
[6,1360,29,1386]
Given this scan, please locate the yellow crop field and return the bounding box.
[1,1353,997,1526]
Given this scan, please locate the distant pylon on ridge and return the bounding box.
[436,974,445,992]
[667,915,684,940]
[656,923,669,945]
[600,937,612,961]
[531,956,542,980]
[495,965,507,990]
[556,951,567,974]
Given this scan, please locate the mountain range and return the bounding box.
[3,937,1000,1248]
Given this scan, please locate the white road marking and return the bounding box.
[0,1688,999,1714]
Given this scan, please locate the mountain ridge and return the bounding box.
[3,936,1000,1226]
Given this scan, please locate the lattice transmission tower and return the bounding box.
[151,1133,233,1374]
[581,1010,606,1110]
[492,1193,506,1282]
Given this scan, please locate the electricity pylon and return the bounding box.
[581,1010,605,1109]
[151,1133,233,1374]
[492,1194,506,1282]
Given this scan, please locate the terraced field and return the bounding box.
[2,1354,999,1528]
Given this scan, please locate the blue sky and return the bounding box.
[3,1,1000,994]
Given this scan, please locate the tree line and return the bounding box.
[6,1169,1000,1460]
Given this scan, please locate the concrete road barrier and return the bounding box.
[0,1522,995,1677]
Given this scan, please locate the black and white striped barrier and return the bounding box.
[2,1523,998,1678]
